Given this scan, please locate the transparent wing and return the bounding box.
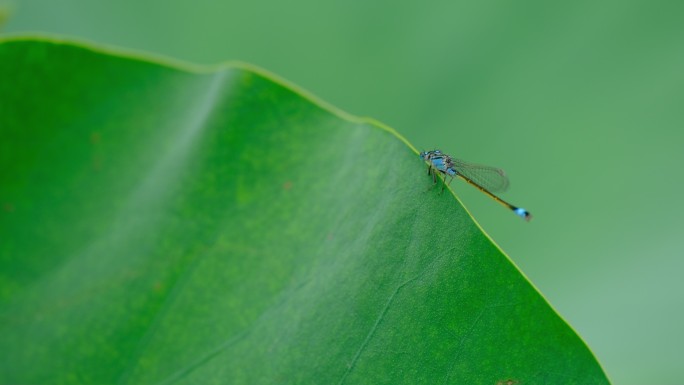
[449,158,510,193]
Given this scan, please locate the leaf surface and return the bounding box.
[0,38,608,385]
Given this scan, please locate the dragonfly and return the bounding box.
[419,150,532,221]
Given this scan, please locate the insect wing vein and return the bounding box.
[450,159,510,193]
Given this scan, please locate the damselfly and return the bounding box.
[420,150,532,221]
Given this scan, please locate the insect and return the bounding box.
[420,150,532,221]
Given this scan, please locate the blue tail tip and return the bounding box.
[514,207,532,221]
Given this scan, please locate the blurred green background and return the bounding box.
[3,0,683,383]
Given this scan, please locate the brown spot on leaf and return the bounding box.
[90,131,101,144]
[496,379,519,385]
[153,281,164,293]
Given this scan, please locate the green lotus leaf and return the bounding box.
[0,37,608,385]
